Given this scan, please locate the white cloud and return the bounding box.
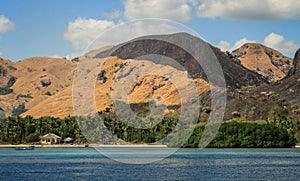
[49,52,81,60]
[49,54,62,58]
[217,33,299,56]
[264,32,299,54]
[0,51,3,56]
[64,17,116,49]
[196,0,300,20]
[123,0,192,23]
[64,18,188,54]
[217,40,231,51]
[217,38,255,51]
[65,52,82,60]
[103,10,122,19]
[188,0,201,6]
[0,15,15,34]
[232,38,255,50]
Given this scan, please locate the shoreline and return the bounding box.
[0,144,299,148]
[0,144,300,148]
[0,144,168,148]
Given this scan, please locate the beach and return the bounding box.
[0,144,168,148]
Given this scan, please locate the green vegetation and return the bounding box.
[7,65,17,71]
[102,115,177,143]
[0,116,85,144]
[0,113,298,147]
[71,57,79,62]
[183,122,296,148]
[44,91,52,96]
[97,70,107,83]
[0,87,13,95]
[0,76,16,95]
[6,76,17,87]
[11,104,27,117]
[17,94,33,99]
[0,103,298,147]
[268,106,300,135]
[40,80,51,87]
[27,67,33,72]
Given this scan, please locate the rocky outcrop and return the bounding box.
[287,48,300,76]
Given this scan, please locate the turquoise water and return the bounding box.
[0,148,299,180]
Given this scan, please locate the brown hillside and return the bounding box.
[232,43,293,82]
[103,33,268,89]
[0,57,16,86]
[1,33,298,120]
[0,57,75,117]
[23,56,209,118]
[201,48,300,121]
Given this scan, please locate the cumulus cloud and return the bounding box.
[217,33,299,56]
[0,51,3,56]
[196,0,300,20]
[123,0,192,23]
[49,54,62,58]
[64,17,116,49]
[217,40,231,51]
[64,17,188,54]
[65,52,82,60]
[0,15,15,34]
[217,38,255,51]
[264,32,299,54]
[103,10,122,19]
[49,52,82,60]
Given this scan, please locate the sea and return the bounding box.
[0,147,299,181]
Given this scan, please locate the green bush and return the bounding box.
[6,77,16,87]
[17,94,33,99]
[0,87,12,95]
[183,122,296,148]
[11,104,27,117]
[44,91,52,96]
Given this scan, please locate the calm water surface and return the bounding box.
[0,147,299,180]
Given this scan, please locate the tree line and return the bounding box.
[0,113,298,147]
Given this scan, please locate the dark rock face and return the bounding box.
[0,66,7,77]
[287,49,300,76]
[96,33,267,89]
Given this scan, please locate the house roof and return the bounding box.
[64,137,73,141]
[42,133,61,139]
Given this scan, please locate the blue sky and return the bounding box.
[0,0,299,61]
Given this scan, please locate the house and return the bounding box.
[41,133,61,144]
[64,137,73,144]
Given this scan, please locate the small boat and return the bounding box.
[15,146,35,150]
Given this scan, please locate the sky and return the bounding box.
[0,0,299,61]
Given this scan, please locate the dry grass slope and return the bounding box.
[232,43,293,82]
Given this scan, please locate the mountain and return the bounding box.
[0,57,75,118]
[98,33,267,89]
[232,43,293,82]
[0,33,299,121]
[287,48,300,76]
[214,48,300,121]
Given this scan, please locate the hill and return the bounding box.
[0,32,298,122]
[232,43,293,82]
